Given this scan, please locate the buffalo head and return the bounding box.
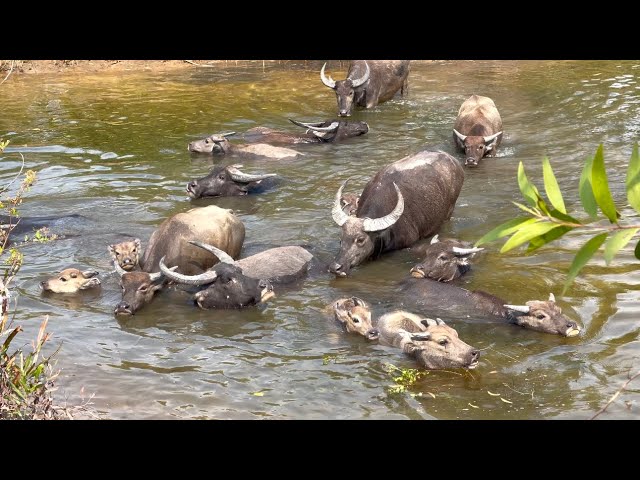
[158,241,274,309]
[333,297,378,340]
[329,179,404,276]
[113,262,174,316]
[187,132,236,154]
[453,129,502,167]
[108,238,141,271]
[186,164,276,199]
[320,62,370,117]
[40,268,100,293]
[288,118,369,142]
[504,293,581,337]
[410,235,483,282]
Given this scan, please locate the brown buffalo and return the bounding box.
[453,94,503,167]
[377,311,479,370]
[108,238,141,271]
[321,60,411,116]
[40,268,101,293]
[332,297,378,340]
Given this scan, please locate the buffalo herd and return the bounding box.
[40,60,582,373]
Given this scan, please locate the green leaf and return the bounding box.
[542,157,566,214]
[475,217,539,246]
[548,209,582,225]
[562,232,608,295]
[579,155,598,218]
[626,142,640,214]
[517,161,541,207]
[591,144,618,223]
[635,238,640,261]
[512,201,540,216]
[500,222,559,253]
[603,228,639,265]
[527,226,573,253]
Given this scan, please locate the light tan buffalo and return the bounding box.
[453,94,503,167]
[40,268,101,293]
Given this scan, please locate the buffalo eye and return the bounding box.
[438,253,447,261]
[138,285,148,292]
[536,313,546,320]
[115,251,121,257]
[351,316,360,324]
[132,248,137,253]
[59,277,67,282]
[204,138,210,144]
[438,339,449,346]
[355,236,366,245]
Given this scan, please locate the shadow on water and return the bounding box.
[2,60,640,419]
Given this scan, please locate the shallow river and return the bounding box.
[1,60,640,419]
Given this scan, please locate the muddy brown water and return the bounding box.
[1,60,639,419]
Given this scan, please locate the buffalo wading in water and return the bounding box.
[330,150,465,276]
[320,60,411,116]
[332,297,379,340]
[186,164,277,199]
[410,235,483,282]
[114,205,245,316]
[377,311,480,370]
[40,268,101,293]
[187,132,302,160]
[453,94,503,167]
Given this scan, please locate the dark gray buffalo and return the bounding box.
[402,278,581,337]
[320,60,411,116]
[114,206,245,316]
[159,241,313,309]
[186,164,277,199]
[453,95,503,167]
[243,119,369,144]
[410,235,483,282]
[377,311,480,370]
[330,150,464,276]
[188,132,302,160]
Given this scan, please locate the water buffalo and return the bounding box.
[114,205,245,315]
[340,192,360,216]
[377,311,479,370]
[159,241,313,309]
[40,268,101,293]
[108,238,141,271]
[320,60,411,116]
[332,297,379,340]
[410,235,483,282]
[188,132,302,160]
[330,150,465,276]
[402,277,581,337]
[453,95,503,167]
[186,164,277,199]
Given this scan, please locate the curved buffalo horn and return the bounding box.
[148,270,165,282]
[332,178,351,227]
[421,318,438,328]
[220,131,236,137]
[453,129,467,142]
[350,61,370,88]
[351,296,367,307]
[452,246,484,256]
[483,131,502,144]
[504,304,530,314]
[226,166,276,183]
[320,63,336,89]
[435,317,446,326]
[188,240,237,265]
[289,118,326,129]
[113,260,127,277]
[430,234,440,245]
[302,122,340,133]
[548,292,556,303]
[363,183,404,232]
[159,256,216,286]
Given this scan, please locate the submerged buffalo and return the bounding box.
[453,95,503,167]
[402,277,581,337]
[320,60,411,116]
[40,268,101,293]
[330,150,464,276]
[114,206,245,316]
[377,311,479,370]
[188,132,302,160]
[186,164,277,199]
[332,297,378,340]
[410,235,483,282]
[243,119,369,144]
[159,241,313,309]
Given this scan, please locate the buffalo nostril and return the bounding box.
[258,280,268,289]
[567,322,576,329]
[189,181,197,188]
[471,350,480,359]
[40,281,46,286]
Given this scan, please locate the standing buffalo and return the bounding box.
[330,150,464,276]
[402,276,581,337]
[452,95,503,167]
[114,206,245,315]
[188,132,302,160]
[186,164,277,199]
[320,60,411,116]
[410,235,483,282]
[377,311,480,370]
[159,240,313,309]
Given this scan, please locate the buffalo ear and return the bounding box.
[107,244,116,255]
[351,297,367,307]
[80,277,101,289]
[134,238,141,249]
[81,270,99,279]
